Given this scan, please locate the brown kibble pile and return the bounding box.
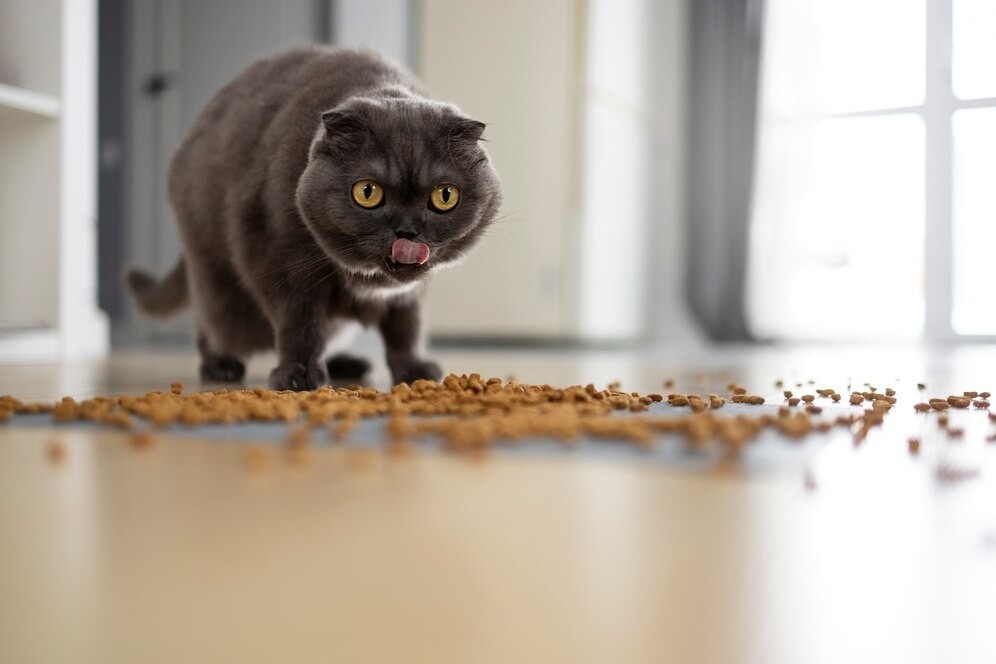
[3,375,994,461]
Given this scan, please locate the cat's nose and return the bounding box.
[393,220,420,240]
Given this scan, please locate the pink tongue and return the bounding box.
[391,238,430,265]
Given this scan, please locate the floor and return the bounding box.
[2,344,995,664]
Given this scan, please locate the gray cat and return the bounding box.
[126,47,502,390]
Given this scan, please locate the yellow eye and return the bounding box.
[352,180,384,208]
[429,184,460,212]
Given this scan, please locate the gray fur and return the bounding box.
[125,47,502,389]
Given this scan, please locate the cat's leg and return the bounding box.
[379,299,442,385]
[268,302,327,391]
[197,331,246,382]
[323,320,369,381]
[187,258,271,384]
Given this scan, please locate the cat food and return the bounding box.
[243,444,271,473]
[47,438,66,463]
[908,437,921,454]
[783,390,793,398]
[974,399,990,409]
[129,431,156,449]
[947,396,972,409]
[7,371,996,467]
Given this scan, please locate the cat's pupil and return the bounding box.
[363,183,373,199]
[441,187,451,203]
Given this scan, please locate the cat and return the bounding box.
[126,47,502,390]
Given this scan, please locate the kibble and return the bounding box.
[908,437,921,455]
[5,373,994,470]
[243,444,271,473]
[47,438,66,464]
[129,431,156,449]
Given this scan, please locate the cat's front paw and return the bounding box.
[269,362,325,391]
[326,353,371,381]
[390,358,443,385]
[200,356,246,383]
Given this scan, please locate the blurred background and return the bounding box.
[0,0,994,363]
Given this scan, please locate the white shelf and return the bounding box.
[0,327,60,362]
[0,82,60,119]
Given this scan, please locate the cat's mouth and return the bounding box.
[382,238,432,281]
[390,238,430,265]
[383,257,431,281]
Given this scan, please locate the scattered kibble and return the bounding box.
[243,444,271,473]
[129,431,156,449]
[2,372,994,468]
[46,438,66,464]
[908,437,921,455]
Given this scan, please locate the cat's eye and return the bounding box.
[429,184,460,212]
[352,180,384,208]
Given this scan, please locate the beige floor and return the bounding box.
[1,345,996,664]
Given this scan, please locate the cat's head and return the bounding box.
[296,95,502,287]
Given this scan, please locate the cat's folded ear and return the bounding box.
[322,109,369,153]
[450,118,487,142]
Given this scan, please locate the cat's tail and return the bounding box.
[125,257,189,318]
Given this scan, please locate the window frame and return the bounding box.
[821,0,996,341]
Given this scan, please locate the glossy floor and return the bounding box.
[1,344,995,664]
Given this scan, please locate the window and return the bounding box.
[748,0,996,340]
